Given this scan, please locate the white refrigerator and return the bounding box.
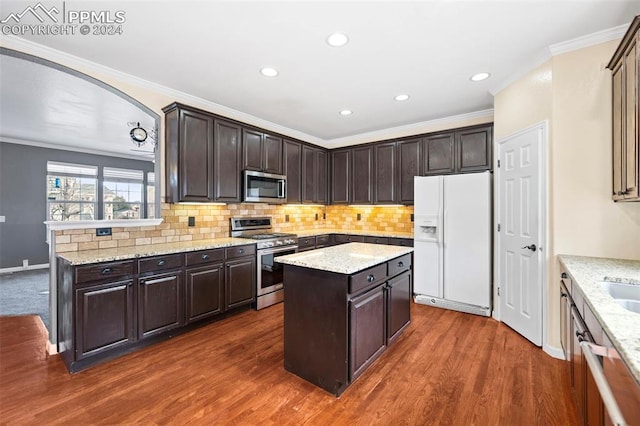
[413,171,491,316]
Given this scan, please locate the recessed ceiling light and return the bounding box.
[394,94,410,101]
[470,72,490,82]
[339,110,353,116]
[327,33,349,47]
[260,67,279,77]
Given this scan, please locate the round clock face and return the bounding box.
[130,126,147,143]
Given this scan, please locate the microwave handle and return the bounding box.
[279,180,286,198]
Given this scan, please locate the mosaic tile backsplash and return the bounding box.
[55,203,414,253]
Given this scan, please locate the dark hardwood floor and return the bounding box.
[0,303,578,425]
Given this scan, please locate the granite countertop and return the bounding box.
[58,237,253,265]
[275,242,413,275]
[295,229,413,239]
[558,255,640,383]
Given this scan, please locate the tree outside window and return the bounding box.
[47,162,98,221]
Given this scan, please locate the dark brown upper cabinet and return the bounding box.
[423,132,455,175]
[302,145,327,204]
[352,146,374,204]
[213,119,242,202]
[164,104,214,202]
[456,125,492,173]
[331,149,351,204]
[397,138,422,204]
[608,16,640,201]
[283,139,302,203]
[374,142,397,204]
[242,128,283,174]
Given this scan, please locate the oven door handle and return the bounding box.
[258,245,299,256]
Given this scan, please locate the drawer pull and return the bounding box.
[202,254,210,260]
[101,267,113,275]
[398,261,404,268]
[367,274,375,283]
[238,248,244,254]
[157,260,166,266]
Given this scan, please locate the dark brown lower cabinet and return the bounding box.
[75,279,135,360]
[349,284,386,380]
[284,253,412,396]
[185,263,224,323]
[226,257,256,309]
[138,271,183,339]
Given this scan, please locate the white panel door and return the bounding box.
[498,126,542,346]
[443,172,491,307]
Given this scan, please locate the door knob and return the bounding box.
[521,244,537,252]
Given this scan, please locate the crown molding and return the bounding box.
[549,23,628,56]
[0,35,326,146]
[324,109,494,148]
[489,48,552,97]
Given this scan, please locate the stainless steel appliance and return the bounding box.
[230,217,297,309]
[243,170,287,204]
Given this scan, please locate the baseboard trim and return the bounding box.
[544,343,565,360]
[0,263,49,274]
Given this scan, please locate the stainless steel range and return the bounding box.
[230,217,298,310]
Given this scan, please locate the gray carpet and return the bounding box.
[0,269,50,331]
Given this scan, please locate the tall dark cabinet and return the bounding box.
[374,142,397,204]
[302,145,327,204]
[351,146,374,204]
[397,139,421,204]
[213,119,242,202]
[330,149,351,204]
[283,139,302,203]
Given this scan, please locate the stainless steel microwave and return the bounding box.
[243,170,287,204]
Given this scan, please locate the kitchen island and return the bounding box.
[276,242,413,396]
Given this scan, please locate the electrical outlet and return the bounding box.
[411,214,414,222]
[315,213,318,220]
[22,259,28,268]
[322,213,326,220]
[285,214,289,222]
[357,213,361,221]
[96,227,112,237]
[188,216,196,227]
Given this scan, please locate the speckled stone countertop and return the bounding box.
[295,229,413,239]
[558,255,640,383]
[57,238,253,265]
[275,242,413,275]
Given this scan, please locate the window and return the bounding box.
[47,162,98,221]
[103,167,143,220]
[147,172,156,219]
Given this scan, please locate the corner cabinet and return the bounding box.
[608,16,640,201]
[163,103,241,203]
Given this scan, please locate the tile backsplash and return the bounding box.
[55,203,413,253]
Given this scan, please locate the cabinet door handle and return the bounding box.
[101,267,113,275]
[157,260,166,266]
[202,254,210,260]
[560,293,567,298]
[238,248,244,254]
[367,274,375,283]
[561,272,567,279]
[398,261,404,268]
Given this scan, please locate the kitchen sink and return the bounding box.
[599,281,640,313]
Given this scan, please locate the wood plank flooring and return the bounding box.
[0,303,579,425]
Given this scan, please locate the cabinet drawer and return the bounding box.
[388,238,413,247]
[316,235,330,246]
[388,254,411,277]
[350,263,388,295]
[225,244,255,260]
[297,237,316,250]
[185,249,224,267]
[335,234,365,244]
[76,261,135,284]
[138,254,183,274]
[364,236,389,245]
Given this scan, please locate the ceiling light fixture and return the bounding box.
[339,110,353,116]
[470,72,491,82]
[394,94,410,101]
[327,32,349,47]
[260,67,279,77]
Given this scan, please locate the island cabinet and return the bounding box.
[607,16,640,201]
[57,243,256,373]
[281,245,413,396]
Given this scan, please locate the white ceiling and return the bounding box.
[0,0,639,153]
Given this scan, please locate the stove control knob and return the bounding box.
[276,240,283,245]
[266,242,275,247]
[285,239,294,244]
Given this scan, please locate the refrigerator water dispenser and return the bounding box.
[414,216,440,243]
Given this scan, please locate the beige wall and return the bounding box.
[495,39,640,350]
